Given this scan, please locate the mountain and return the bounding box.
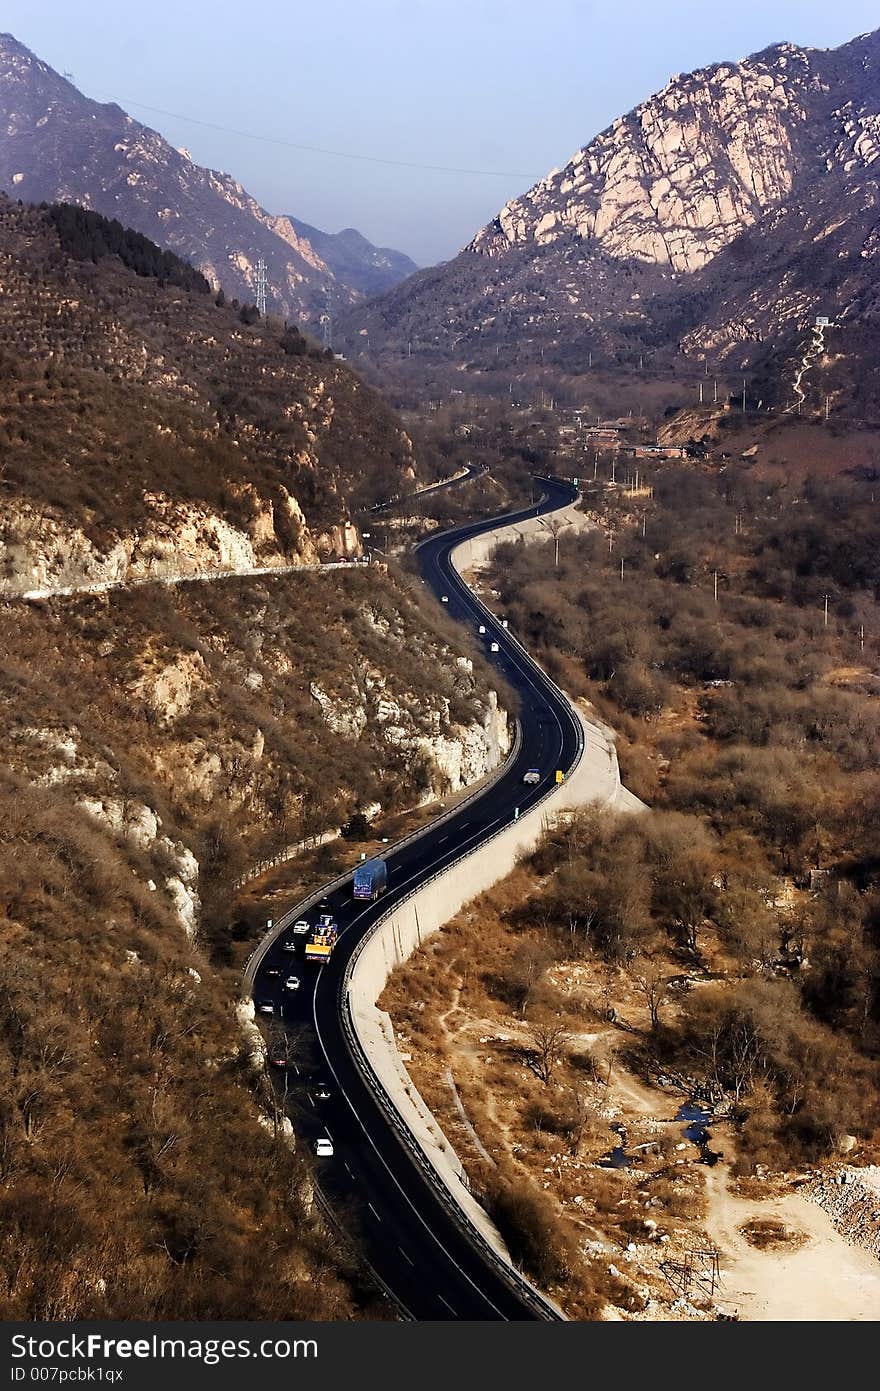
[288,217,418,298]
[0,196,417,597]
[0,198,508,1322]
[0,32,413,322]
[341,29,880,416]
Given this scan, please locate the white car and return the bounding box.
[293,920,311,935]
[522,768,541,785]
[490,641,499,653]
[285,975,301,991]
[478,624,486,634]
[441,595,449,604]
[315,1137,334,1158]
[256,1000,274,1015]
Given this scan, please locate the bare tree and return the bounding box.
[526,1021,571,1084]
[545,517,569,569]
[509,941,553,1018]
[560,1082,601,1156]
[632,958,673,1031]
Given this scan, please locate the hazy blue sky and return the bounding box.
[6,1,879,263]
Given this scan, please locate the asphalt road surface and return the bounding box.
[251,477,580,1320]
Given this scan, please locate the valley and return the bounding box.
[0,7,877,1337]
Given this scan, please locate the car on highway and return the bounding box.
[265,966,281,978]
[282,940,298,952]
[269,1052,289,1068]
[478,624,486,634]
[315,1137,334,1157]
[256,1000,274,1015]
[293,919,311,935]
[284,975,301,991]
[441,595,449,603]
[490,641,499,652]
[522,768,541,785]
[314,1082,332,1101]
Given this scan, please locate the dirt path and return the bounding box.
[703,1163,880,1321]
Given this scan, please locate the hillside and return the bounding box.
[0,197,419,596]
[0,198,515,1317]
[288,217,419,299]
[0,33,414,321]
[340,29,880,418]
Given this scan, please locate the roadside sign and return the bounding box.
[573,477,579,486]
[514,807,520,820]
[555,770,564,784]
[267,919,274,929]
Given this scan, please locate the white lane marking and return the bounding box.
[368,1202,382,1222]
[438,1295,458,1316]
[312,982,509,1320]
[308,491,579,1318]
[398,1246,414,1266]
[344,1162,353,1177]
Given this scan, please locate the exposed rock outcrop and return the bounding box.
[340,28,880,413]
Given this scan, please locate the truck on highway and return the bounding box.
[353,857,389,901]
[305,913,339,963]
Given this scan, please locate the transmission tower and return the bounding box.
[321,283,333,351]
[254,257,268,318]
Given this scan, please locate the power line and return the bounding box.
[99,93,532,179]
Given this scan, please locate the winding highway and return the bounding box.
[250,477,581,1319]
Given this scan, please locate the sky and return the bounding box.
[6,1,879,264]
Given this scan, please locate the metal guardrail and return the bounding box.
[243,482,573,986]
[242,718,524,992]
[335,506,586,1320]
[243,484,583,1318]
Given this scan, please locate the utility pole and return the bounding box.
[611,456,617,485]
[593,450,599,481]
[642,514,646,538]
[713,570,718,602]
[620,556,624,581]
[742,379,747,412]
[254,257,268,318]
[713,379,718,404]
[823,594,830,628]
[699,380,704,405]
[859,624,865,652]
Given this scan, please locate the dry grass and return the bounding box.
[738,1217,809,1251]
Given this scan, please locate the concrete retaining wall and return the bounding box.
[346,497,645,1269]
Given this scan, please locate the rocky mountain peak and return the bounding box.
[468,32,878,274]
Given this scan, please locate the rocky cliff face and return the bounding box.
[341,29,880,412]
[0,33,414,321]
[470,44,819,273]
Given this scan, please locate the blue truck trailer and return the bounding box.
[353,857,389,901]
